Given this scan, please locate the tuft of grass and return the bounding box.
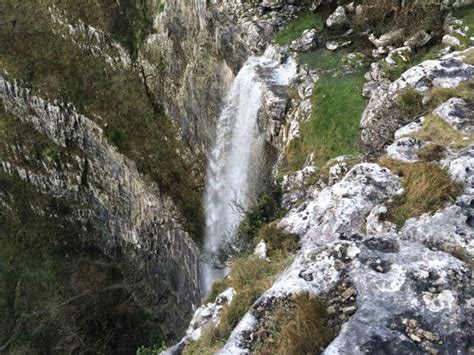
[185,252,294,354]
[274,12,324,45]
[204,279,229,304]
[256,294,336,355]
[463,48,474,65]
[281,72,367,174]
[397,87,424,116]
[379,158,463,227]
[416,144,446,162]
[427,78,474,109]
[255,224,300,258]
[410,114,474,150]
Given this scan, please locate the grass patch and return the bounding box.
[255,224,299,258]
[281,72,367,174]
[397,87,424,116]
[427,78,474,109]
[452,5,474,47]
[274,12,325,45]
[416,144,446,162]
[410,114,474,150]
[255,294,336,355]
[379,158,463,227]
[184,253,292,354]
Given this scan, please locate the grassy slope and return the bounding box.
[281,48,368,174]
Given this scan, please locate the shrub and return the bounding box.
[379,158,463,227]
[397,87,424,116]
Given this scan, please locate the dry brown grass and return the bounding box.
[379,158,463,227]
[185,253,293,354]
[256,294,336,355]
[427,79,474,109]
[410,114,474,149]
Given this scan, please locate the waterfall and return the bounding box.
[201,47,297,294]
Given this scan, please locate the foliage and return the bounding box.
[379,158,463,227]
[397,87,424,116]
[451,5,474,47]
[354,1,447,40]
[184,253,292,354]
[274,12,325,45]
[427,78,474,109]
[255,224,300,258]
[281,71,367,174]
[416,144,446,162]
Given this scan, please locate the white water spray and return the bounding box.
[201,47,297,294]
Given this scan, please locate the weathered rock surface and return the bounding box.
[326,6,348,28]
[361,49,474,156]
[290,28,319,52]
[0,77,202,337]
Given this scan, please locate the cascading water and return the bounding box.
[201,47,297,294]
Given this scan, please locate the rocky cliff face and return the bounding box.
[0,76,201,337]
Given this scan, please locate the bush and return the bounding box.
[379,158,463,227]
[397,87,424,116]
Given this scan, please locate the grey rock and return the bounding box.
[290,28,319,52]
[433,98,474,133]
[326,6,348,28]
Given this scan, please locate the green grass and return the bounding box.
[397,87,424,116]
[274,12,325,45]
[452,5,474,47]
[281,71,367,174]
[184,253,293,354]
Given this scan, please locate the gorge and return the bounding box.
[0,0,473,354]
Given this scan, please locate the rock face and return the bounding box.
[0,77,202,337]
[361,49,474,156]
[142,0,304,154]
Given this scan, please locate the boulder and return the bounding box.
[442,34,462,47]
[326,6,348,28]
[369,29,404,48]
[404,31,432,50]
[290,28,319,52]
